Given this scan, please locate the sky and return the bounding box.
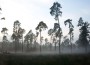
[0,0,90,42]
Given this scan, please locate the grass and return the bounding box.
[0,53,90,65]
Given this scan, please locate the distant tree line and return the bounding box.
[0,2,90,54]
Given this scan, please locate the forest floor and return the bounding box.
[0,52,90,65]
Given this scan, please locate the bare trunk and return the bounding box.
[40,30,41,52]
[50,35,52,51]
[55,42,56,51]
[58,18,61,54]
[59,37,61,54]
[27,41,29,52]
[70,34,72,53]
[50,43,52,51]
[22,35,23,52]
[15,38,19,53]
[2,42,3,52]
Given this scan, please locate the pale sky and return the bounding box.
[0,0,90,42]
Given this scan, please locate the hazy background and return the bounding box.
[0,0,90,42]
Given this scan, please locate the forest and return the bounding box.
[0,1,90,65]
[0,2,90,54]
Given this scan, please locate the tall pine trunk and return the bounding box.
[58,18,61,54]
[27,41,29,52]
[15,38,19,53]
[70,33,72,53]
[55,42,56,51]
[40,30,41,52]
[22,35,23,52]
[2,42,3,52]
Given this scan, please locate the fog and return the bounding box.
[1,42,90,55]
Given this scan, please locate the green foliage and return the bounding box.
[1,27,8,42]
[24,30,34,44]
[53,23,62,38]
[11,20,25,40]
[77,17,90,47]
[36,21,48,31]
[50,2,62,20]
[1,27,8,35]
[64,19,74,40]
[64,19,74,34]
[48,29,53,36]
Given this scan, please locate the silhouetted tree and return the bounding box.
[11,20,25,52]
[36,21,48,52]
[0,7,5,20]
[48,29,54,50]
[50,2,62,53]
[54,23,63,52]
[53,37,57,50]
[24,30,34,51]
[48,29,53,46]
[33,31,39,48]
[1,17,5,20]
[62,36,69,47]
[1,27,8,36]
[0,8,2,11]
[48,28,58,50]
[45,38,48,48]
[1,27,8,52]
[24,32,30,51]
[64,19,74,53]
[77,17,90,53]
[20,28,25,52]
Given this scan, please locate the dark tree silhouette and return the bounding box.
[63,38,70,47]
[77,17,90,53]
[24,32,30,51]
[45,38,48,45]
[62,36,69,46]
[50,2,62,53]
[48,29,55,50]
[53,23,63,52]
[11,20,25,52]
[0,7,5,20]
[45,38,48,49]
[48,29,53,44]
[1,27,8,36]
[1,17,5,20]
[64,19,74,53]
[1,27,8,52]
[0,8,2,11]
[53,37,57,51]
[33,31,39,48]
[24,30,35,51]
[20,28,25,52]
[36,21,48,52]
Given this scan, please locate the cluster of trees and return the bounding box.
[0,2,90,53]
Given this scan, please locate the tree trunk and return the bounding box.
[70,34,72,53]
[15,40,16,53]
[40,30,41,52]
[50,43,52,51]
[2,42,3,52]
[15,38,19,53]
[27,41,29,52]
[22,35,23,52]
[55,42,56,51]
[58,18,61,54]
[50,36,52,51]
[59,37,61,54]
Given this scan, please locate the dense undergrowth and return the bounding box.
[0,53,90,65]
